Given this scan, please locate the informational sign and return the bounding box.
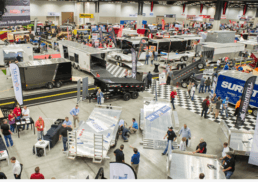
[87,119,108,132]
[164,14,176,18]
[129,14,137,17]
[145,105,171,122]
[47,12,60,16]
[110,162,137,179]
[92,33,98,40]
[79,14,94,18]
[0,0,31,27]
[10,63,23,105]
[221,15,227,19]
[159,72,166,85]
[149,46,156,51]
[248,113,258,166]
[186,15,196,20]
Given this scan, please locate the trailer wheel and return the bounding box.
[180,57,184,62]
[181,82,188,88]
[77,65,80,71]
[195,53,199,57]
[73,63,76,68]
[114,55,118,60]
[252,109,258,116]
[123,93,131,101]
[118,56,122,62]
[47,82,54,89]
[131,91,139,99]
[197,63,204,69]
[56,81,62,88]
[184,56,188,61]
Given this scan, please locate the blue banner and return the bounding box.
[145,105,171,122]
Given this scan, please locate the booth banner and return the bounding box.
[10,63,23,105]
[248,112,258,166]
[137,38,148,61]
[0,0,31,27]
[237,76,257,125]
[108,27,117,47]
[131,48,137,79]
[79,14,94,18]
[110,162,137,179]
[92,33,98,40]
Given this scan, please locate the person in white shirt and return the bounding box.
[216,59,221,71]
[180,137,187,151]
[220,142,230,162]
[191,83,196,101]
[11,157,22,179]
[22,105,30,130]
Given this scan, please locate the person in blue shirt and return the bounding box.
[221,97,229,118]
[178,124,191,146]
[129,118,138,134]
[63,117,72,127]
[130,147,140,175]
[238,66,243,71]
[70,105,80,128]
[96,89,104,105]
[145,51,150,65]
[224,64,229,70]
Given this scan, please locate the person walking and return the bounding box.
[215,97,222,119]
[96,89,104,105]
[11,157,22,179]
[222,152,235,179]
[221,97,229,118]
[180,137,187,151]
[70,105,80,128]
[162,127,177,155]
[8,110,16,132]
[35,117,44,141]
[193,138,207,154]
[191,83,196,101]
[170,89,178,110]
[147,71,152,89]
[178,124,191,146]
[114,144,125,163]
[59,124,72,151]
[208,93,217,115]
[1,119,13,147]
[154,51,158,61]
[130,147,140,175]
[145,50,150,65]
[201,96,210,118]
[187,82,192,98]
[199,77,205,93]
[30,167,45,179]
[205,77,211,93]
[167,69,173,85]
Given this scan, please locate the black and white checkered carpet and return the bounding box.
[146,80,256,131]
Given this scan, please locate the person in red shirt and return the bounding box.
[13,105,21,120]
[8,110,16,132]
[170,89,179,110]
[30,167,44,179]
[35,117,45,141]
[96,72,100,77]
[201,96,210,118]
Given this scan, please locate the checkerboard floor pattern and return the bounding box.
[146,79,256,131]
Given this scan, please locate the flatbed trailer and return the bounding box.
[88,77,145,101]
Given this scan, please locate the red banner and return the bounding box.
[151,1,153,12]
[162,19,165,30]
[223,1,228,15]
[199,15,210,19]
[200,4,203,14]
[243,5,247,16]
[183,4,186,13]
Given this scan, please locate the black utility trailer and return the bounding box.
[17,58,72,90]
[89,77,145,101]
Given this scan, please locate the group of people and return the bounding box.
[145,50,158,66]
[118,118,139,142]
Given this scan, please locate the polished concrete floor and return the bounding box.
[0,90,257,179]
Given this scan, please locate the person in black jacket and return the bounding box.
[0,171,7,179]
[193,138,207,154]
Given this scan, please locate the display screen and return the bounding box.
[0,0,31,27]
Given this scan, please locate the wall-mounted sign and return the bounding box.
[150,13,154,16]
[221,15,227,19]
[47,12,60,16]
[79,14,94,18]
[164,14,176,18]
[186,15,196,20]
[199,15,211,19]
[129,13,146,17]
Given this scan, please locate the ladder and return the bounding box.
[93,134,104,163]
[67,130,77,160]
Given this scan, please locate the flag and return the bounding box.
[108,26,117,47]
[162,19,165,30]
[10,63,23,105]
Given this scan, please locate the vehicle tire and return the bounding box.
[56,81,62,88]
[252,109,258,116]
[131,91,139,99]
[47,82,54,89]
[180,57,184,62]
[115,55,118,60]
[123,93,131,101]
[77,65,80,71]
[118,56,122,62]
[197,63,204,69]
[195,53,199,57]
[101,53,105,59]
[184,56,188,61]
[73,63,76,68]
[181,82,188,88]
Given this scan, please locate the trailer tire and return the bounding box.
[195,53,199,57]
[252,109,258,116]
[47,82,54,89]
[131,91,139,99]
[114,55,118,60]
[73,63,76,68]
[184,56,188,61]
[181,82,188,88]
[197,63,204,69]
[180,57,184,62]
[123,93,131,101]
[56,81,62,88]
[118,56,122,62]
[77,65,80,71]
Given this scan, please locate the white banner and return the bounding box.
[10,63,23,105]
[110,162,137,179]
[47,12,61,16]
[159,72,166,85]
[248,112,258,166]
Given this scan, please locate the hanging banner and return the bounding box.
[10,63,23,105]
[162,19,165,30]
[110,162,137,179]
[248,113,258,166]
[108,26,117,47]
[131,48,137,79]
[0,0,31,27]
[236,76,257,126]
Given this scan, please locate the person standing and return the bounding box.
[96,72,100,77]
[191,83,196,101]
[145,51,150,65]
[130,147,140,175]
[222,152,235,179]
[1,119,13,147]
[129,118,138,134]
[162,127,177,155]
[59,124,72,151]
[193,138,207,154]
[8,110,16,132]
[11,157,22,179]
[215,97,222,119]
[234,98,241,118]
[13,105,21,121]
[216,59,221,71]
[201,96,210,119]
[170,89,178,110]
[187,82,192,98]
[22,105,30,130]
[62,117,72,127]
[178,124,191,146]
[167,69,173,85]
[70,105,80,128]
[96,89,104,105]
[30,167,45,179]
[147,71,152,89]
[205,77,211,93]
[114,144,125,163]
[180,137,187,151]
[199,77,205,93]
[35,117,44,141]
[154,51,158,61]
[221,97,229,118]
[220,142,230,161]
[150,51,154,66]
[208,93,217,115]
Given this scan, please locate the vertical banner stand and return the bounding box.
[77,79,81,104]
[82,77,88,101]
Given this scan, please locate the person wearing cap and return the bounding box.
[35,117,44,140]
[193,138,207,154]
[222,152,235,179]
[162,127,177,155]
[221,97,229,118]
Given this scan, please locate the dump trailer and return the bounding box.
[17,58,72,90]
[89,77,145,101]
